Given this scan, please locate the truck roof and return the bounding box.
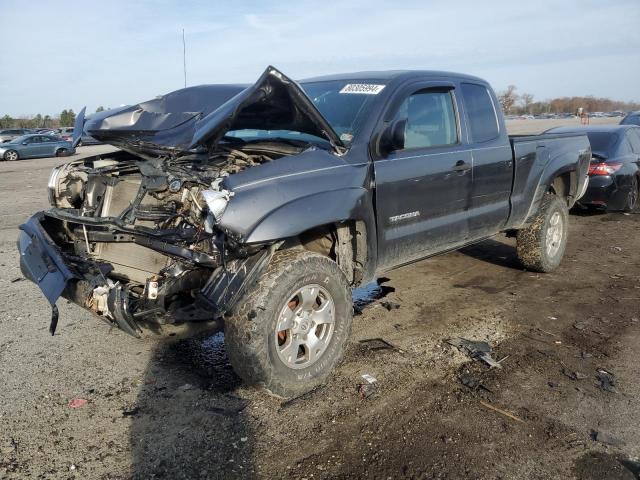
[300,70,487,84]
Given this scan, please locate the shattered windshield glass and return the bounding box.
[225,80,385,146]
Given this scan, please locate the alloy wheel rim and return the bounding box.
[6,151,17,161]
[546,211,563,257]
[275,284,335,369]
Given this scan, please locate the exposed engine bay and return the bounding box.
[41,141,303,335]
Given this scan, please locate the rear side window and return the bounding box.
[627,129,640,153]
[461,83,500,143]
[394,89,458,149]
[621,114,640,126]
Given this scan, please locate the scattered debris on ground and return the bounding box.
[357,373,378,399]
[561,363,588,381]
[359,337,404,354]
[479,400,526,424]
[459,373,492,393]
[448,337,503,368]
[596,369,617,393]
[68,398,88,409]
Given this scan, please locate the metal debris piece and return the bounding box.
[359,338,404,353]
[447,338,502,368]
[358,373,378,399]
[596,369,617,393]
[459,373,492,392]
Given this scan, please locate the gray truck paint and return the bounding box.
[19,66,590,333]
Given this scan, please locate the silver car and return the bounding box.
[0,134,75,161]
[0,128,32,143]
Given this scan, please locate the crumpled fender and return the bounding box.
[240,187,374,244]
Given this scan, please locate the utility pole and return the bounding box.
[182,28,187,88]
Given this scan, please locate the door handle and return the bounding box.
[452,160,471,172]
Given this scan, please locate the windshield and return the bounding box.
[225,79,385,146]
[587,132,619,157]
[302,80,384,143]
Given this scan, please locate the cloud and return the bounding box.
[0,0,638,115]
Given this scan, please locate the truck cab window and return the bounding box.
[395,90,457,149]
[461,83,500,143]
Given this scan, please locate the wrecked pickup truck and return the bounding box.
[18,66,590,397]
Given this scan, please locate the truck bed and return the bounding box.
[507,133,591,229]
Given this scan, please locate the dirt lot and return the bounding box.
[3,119,640,480]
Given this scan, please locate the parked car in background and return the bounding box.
[0,134,75,161]
[54,127,74,141]
[546,125,640,211]
[621,111,640,126]
[0,128,32,143]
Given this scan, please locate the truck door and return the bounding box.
[374,84,472,270]
[459,82,513,239]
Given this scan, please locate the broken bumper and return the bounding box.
[18,213,76,305]
[18,212,276,338]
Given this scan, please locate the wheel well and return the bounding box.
[549,173,572,205]
[294,221,367,285]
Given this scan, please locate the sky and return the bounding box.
[1,0,639,116]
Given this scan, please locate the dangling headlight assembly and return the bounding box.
[47,165,65,207]
[201,189,234,233]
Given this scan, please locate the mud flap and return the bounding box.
[198,247,276,317]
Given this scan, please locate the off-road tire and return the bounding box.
[224,249,353,398]
[516,193,569,273]
[622,175,639,213]
[4,150,18,161]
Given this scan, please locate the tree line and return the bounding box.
[0,106,106,129]
[497,86,640,115]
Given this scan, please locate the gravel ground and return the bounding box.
[3,120,639,480]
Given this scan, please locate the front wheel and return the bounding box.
[516,193,569,273]
[224,249,353,398]
[55,148,68,157]
[4,150,18,161]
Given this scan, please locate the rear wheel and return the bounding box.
[55,148,68,157]
[224,249,353,398]
[622,175,639,212]
[516,193,569,272]
[4,150,18,161]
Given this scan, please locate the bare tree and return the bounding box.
[498,85,519,113]
[520,93,534,114]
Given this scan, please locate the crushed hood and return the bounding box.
[74,66,343,156]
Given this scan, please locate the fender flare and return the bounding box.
[523,162,577,225]
[243,187,375,244]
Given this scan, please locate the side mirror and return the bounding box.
[380,119,406,155]
[22,141,28,145]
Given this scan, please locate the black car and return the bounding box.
[547,125,640,211]
[621,111,640,126]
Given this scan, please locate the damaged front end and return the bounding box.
[19,66,344,337]
[20,148,283,336]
